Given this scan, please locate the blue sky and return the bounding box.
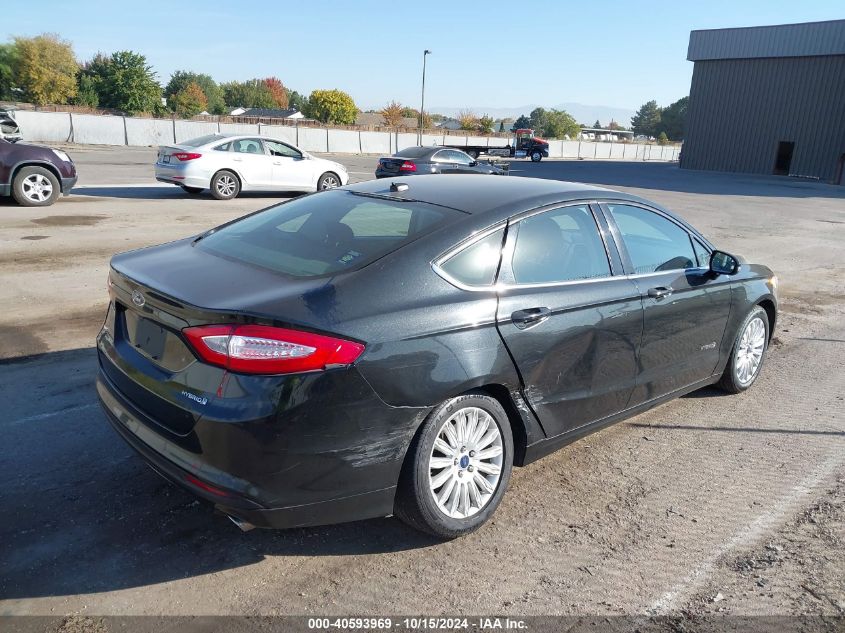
[2,1,843,114]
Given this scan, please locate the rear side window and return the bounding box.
[233,138,264,154]
[197,191,460,278]
[607,204,696,274]
[438,229,505,287]
[511,205,611,284]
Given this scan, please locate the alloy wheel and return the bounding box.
[428,407,503,519]
[735,316,766,385]
[216,175,236,197]
[320,175,340,190]
[22,173,53,202]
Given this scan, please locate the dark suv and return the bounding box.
[0,139,77,207]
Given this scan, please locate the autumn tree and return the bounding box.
[172,81,208,118]
[13,33,78,105]
[303,89,358,124]
[380,100,404,127]
[458,109,479,131]
[478,114,494,134]
[263,77,289,108]
[165,71,225,114]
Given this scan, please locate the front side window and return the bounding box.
[511,205,611,284]
[233,138,264,154]
[607,204,696,274]
[431,150,452,163]
[196,191,460,278]
[265,140,301,158]
[439,228,505,287]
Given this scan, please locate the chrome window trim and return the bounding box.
[431,200,623,293]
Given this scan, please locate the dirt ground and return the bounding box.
[1,147,843,626]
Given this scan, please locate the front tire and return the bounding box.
[530,151,542,162]
[717,306,769,393]
[395,393,513,539]
[317,172,341,191]
[12,166,60,207]
[210,170,240,200]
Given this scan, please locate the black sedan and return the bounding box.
[97,175,777,538]
[376,146,506,178]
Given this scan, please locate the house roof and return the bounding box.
[238,108,301,119]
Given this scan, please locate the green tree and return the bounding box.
[286,89,306,112]
[0,43,20,100]
[13,34,78,105]
[165,71,225,114]
[657,131,669,145]
[172,81,208,118]
[93,51,162,115]
[303,89,358,124]
[528,107,547,132]
[499,121,505,133]
[658,96,688,141]
[72,73,99,107]
[631,99,661,138]
[593,119,601,128]
[400,106,418,118]
[478,114,494,134]
[511,114,531,131]
[542,109,581,139]
[222,79,276,110]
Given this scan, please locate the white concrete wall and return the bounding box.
[126,117,174,146]
[175,120,218,143]
[298,127,328,152]
[360,131,391,154]
[72,114,125,145]
[13,110,72,143]
[260,124,297,145]
[327,129,360,153]
[10,111,683,162]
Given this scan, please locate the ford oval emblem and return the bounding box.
[131,290,145,307]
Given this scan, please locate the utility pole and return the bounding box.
[419,49,431,144]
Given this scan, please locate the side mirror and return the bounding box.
[469,160,478,167]
[710,250,739,275]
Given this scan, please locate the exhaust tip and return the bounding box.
[227,514,256,532]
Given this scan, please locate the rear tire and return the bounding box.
[717,306,769,394]
[317,172,341,191]
[181,185,203,194]
[12,166,60,207]
[395,393,513,539]
[210,170,240,200]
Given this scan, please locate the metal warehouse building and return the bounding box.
[681,19,845,184]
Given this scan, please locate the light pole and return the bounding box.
[419,49,431,144]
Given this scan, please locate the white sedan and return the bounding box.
[155,134,349,199]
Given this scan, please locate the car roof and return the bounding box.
[345,174,622,216]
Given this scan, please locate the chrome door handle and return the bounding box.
[647,286,673,300]
[511,307,551,329]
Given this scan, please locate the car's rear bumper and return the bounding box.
[155,163,208,189]
[96,340,420,529]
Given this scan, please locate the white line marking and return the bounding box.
[74,183,170,189]
[647,450,843,614]
[7,403,98,427]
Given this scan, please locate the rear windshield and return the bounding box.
[395,146,434,159]
[196,191,460,277]
[181,134,222,147]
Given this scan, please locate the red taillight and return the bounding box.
[173,152,202,161]
[182,324,365,375]
[185,474,232,497]
[399,161,417,172]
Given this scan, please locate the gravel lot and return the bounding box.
[1,146,843,622]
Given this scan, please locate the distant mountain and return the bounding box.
[429,102,636,127]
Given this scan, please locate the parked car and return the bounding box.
[97,175,777,538]
[376,146,507,178]
[0,138,77,207]
[0,107,22,143]
[155,134,349,200]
